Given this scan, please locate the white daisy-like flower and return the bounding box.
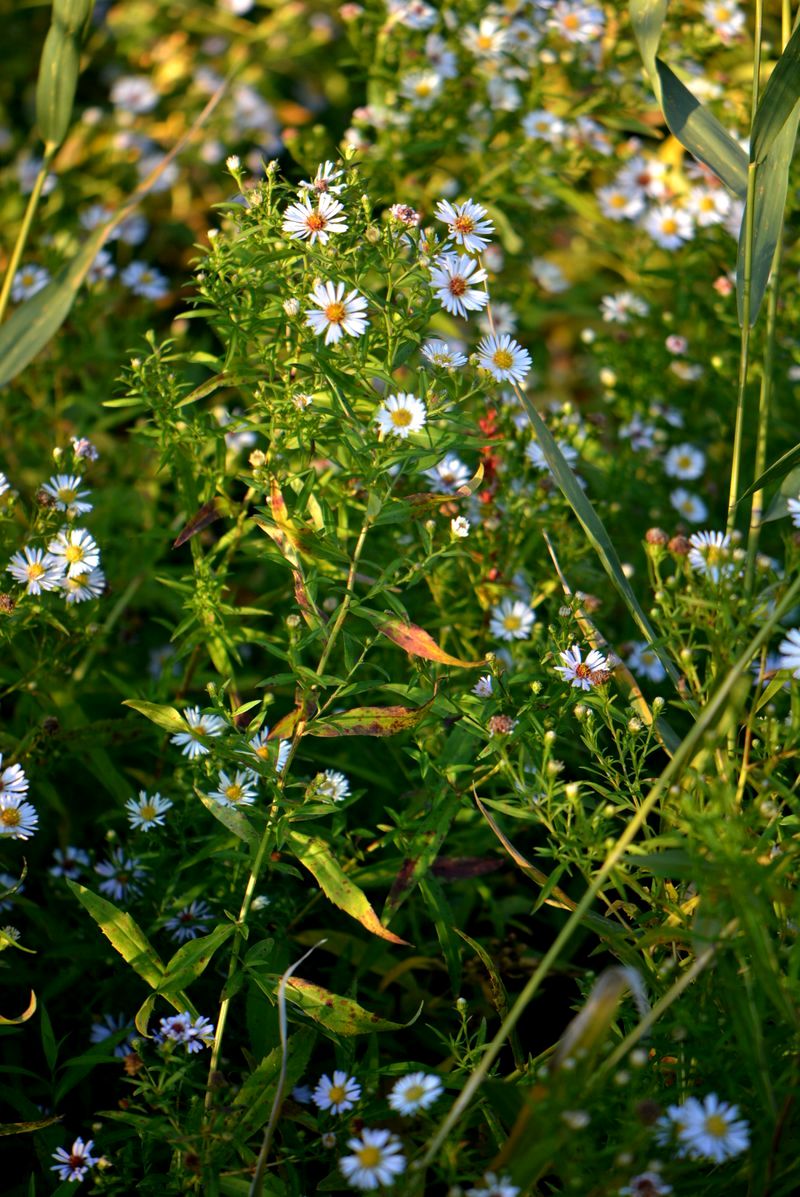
[305,281,369,345]
[627,641,666,683]
[164,899,214,943]
[0,753,28,800]
[530,258,569,294]
[421,339,467,369]
[619,1173,672,1197]
[170,706,227,759]
[451,516,470,537]
[47,527,100,579]
[282,192,348,245]
[376,393,427,439]
[0,795,38,841]
[6,546,63,595]
[125,790,173,831]
[157,1011,215,1053]
[71,436,99,462]
[786,497,800,528]
[429,252,489,318]
[312,769,351,802]
[209,768,259,807]
[121,261,169,300]
[686,184,731,227]
[642,204,694,250]
[0,471,9,497]
[473,674,493,698]
[466,1171,520,1197]
[388,1071,443,1114]
[462,17,512,58]
[687,530,734,582]
[521,109,566,143]
[339,1127,406,1190]
[313,1070,362,1114]
[400,70,443,109]
[526,439,577,471]
[597,184,645,222]
[490,598,536,642]
[424,454,471,493]
[87,249,116,284]
[556,644,609,690]
[50,845,89,879]
[664,444,705,480]
[183,1014,215,1053]
[600,291,649,324]
[670,488,707,523]
[676,1092,750,1162]
[246,728,292,773]
[298,160,346,195]
[11,265,50,303]
[477,333,532,384]
[387,0,437,31]
[95,848,146,902]
[548,0,605,43]
[479,301,517,336]
[110,74,158,113]
[435,198,494,254]
[89,1012,135,1058]
[702,1,746,42]
[778,627,800,678]
[61,567,106,604]
[51,1137,99,1183]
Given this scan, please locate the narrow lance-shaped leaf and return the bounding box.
[0,990,37,1026]
[123,699,188,735]
[158,923,235,999]
[751,19,800,164]
[67,881,165,989]
[738,440,800,503]
[252,974,408,1035]
[307,702,431,738]
[377,617,484,668]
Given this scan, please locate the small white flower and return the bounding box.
[664,444,705,480]
[71,436,99,461]
[0,471,8,497]
[687,530,734,582]
[526,439,577,471]
[429,252,489,318]
[87,249,116,284]
[298,160,346,195]
[11,265,49,303]
[473,674,493,698]
[786,497,800,528]
[530,258,569,294]
[450,516,470,538]
[387,0,437,31]
[669,488,708,523]
[305,281,369,345]
[686,184,731,227]
[209,768,259,807]
[50,846,89,879]
[41,474,93,515]
[95,848,146,901]
[339,1127,406,1190]
[778,627,800,678]
[376,392,427,439]
[642,204,694,249]
[47,529,100,577]
[51,1137,99,1183]
[521,109,566,143]
[600,291,649,324]
[702,1,746,42]
[435,198,494,253]
[400,70,443,109]
[170,706,227,759]
[158,1011,215,1053]
[89,1012,135,1058]
[111,74,158,113]
[421,339,467,369]
[477,333,532,384]
[627,641,666,683]
[125,790,173,831]
[164,899,213,943]
[313,1070,361,1114]
[548,1,605,43]
[312,769,351,802]
[121,261,169,300]
[490,598,535,642]
[466,1171,520,1197]
[0,795,38,841]
[556,645,609,689]
[388,1071,443,1114]
[619,1172,672,1197]
[61,567,106,604]
[282,192,348,245]
[676,1092,750,1162]
[0,754,27,800]
[597,184,645,222]
[462,17,512,58]
[425,454,471,493]
[7,546,63,595]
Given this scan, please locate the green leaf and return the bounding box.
[382,788,463,922]
[307,702,431,737]
[252,974,407,1035]
[0,1114,61,1136]
[764,463,800,523]
[232,1029,315,1138]
[122,699,188,735]
[158,923,234,998]
[630,0,748,197]
[737,110,800,326]
[738,441,800,503]
[66,881,166,989]
[198,793,259,849]
[751,21,800,163]
[286,831,408,945]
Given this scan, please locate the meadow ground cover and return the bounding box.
[2,1,800,1194]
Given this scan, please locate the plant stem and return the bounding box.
[0,151,54,324]
[745,237,781,589]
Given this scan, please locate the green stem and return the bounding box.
[745,237,782,589]
[0,151,54,324]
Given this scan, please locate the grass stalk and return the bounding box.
[0,152,54,324]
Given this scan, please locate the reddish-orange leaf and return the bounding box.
[307,703,430,737]
[378,619,484,669]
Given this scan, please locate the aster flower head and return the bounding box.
[597,183,645,222]
[556,644,610,690]
[424,454,471,493]
[164,899,214,943]
[90,1012,135,1058]
[95,848,146,902]
[50,845,90,879]
[282,192,348,245]
[47,527,100,579]
[121,261,169,300]
[0,795,38,841]
[126,790,173,831]
[451,516,470,538]
[339,1127,406,1190]
[548,1,605,43]
[619,1174,672,1197]
[401,70,443,109]
[664,443,705,480]
[51,1137,98,1183]
[71,436,100,462]
[61,566,106,604]
[7,542,60,596]
[311,769,351,802]
[642,204,694,249]
[477,333,532,384]
[466,1172,520,1197]
[526,438,577,472]
[389,203,421,227]
[435,198,494,254]
[305,281,369,345]
[375,393,427,439]
[298,160,345,195]
[0,472,8,498]
[11,265,50,303]
[786,497,800,528]
[473,674,493,698]
[157,1011,215,1052]
[313,1070,362,1114]
[462,17,512,58]
[421,339,467,369]
[670,488,707,523]
[778,628,800,678]
[429,252,489,318]
[388,1071,443,1114]
[246,729,291,773]
[111,74,158,113]
[170,705,227,759]
[674,1092,750,1162]
[490,598,536,642]
[209,768,259,807]
[687,530,734,583]
[0,754,28,801]
[627,641,666,683]
[521,109,566,143]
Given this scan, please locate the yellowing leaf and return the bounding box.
[277,976,405,1034]
[0,990,37,1026]
[378,618,484,668]
[307,702,431,737]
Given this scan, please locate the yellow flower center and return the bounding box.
[610,193,626,208]
[699,196,715,211]
[493,349,514,370]
[704,1113,729,1137]
[503,614,521,631]
[225,784,244,803]
[65,544,83,564]
[328,1084,347,1104]
[391,407,413,427]
[325,301,346,324]
[306,213,327,231]
[476,34,493,50]
[714,6,731,19]
[563,13,580,29]
[453,215,476,235]
[357,1146,382,1168]
[28,563,45,580]
[662,218,678,235]
[58,487,77,503]
[254,744,269,759]
[1,807,21,827]
[575,662,592,678]
[139,803,157,820]
[404,1084,426,1102]
[414,82,432,96]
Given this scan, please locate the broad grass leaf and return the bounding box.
[751,20,800,163]
[286,831,408,945]
[158,923,234,998]
[254,974,406,1035]
[66,881,165,989]
[307,702,431,737]
[383,788,462,922]
[232,1029,315,1138]
[738,441,800,503]
[0,991,36,1026]
[123,699,188,735]
[737,110,800,326]
[764,463,800,523]
[377,618,484,668]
